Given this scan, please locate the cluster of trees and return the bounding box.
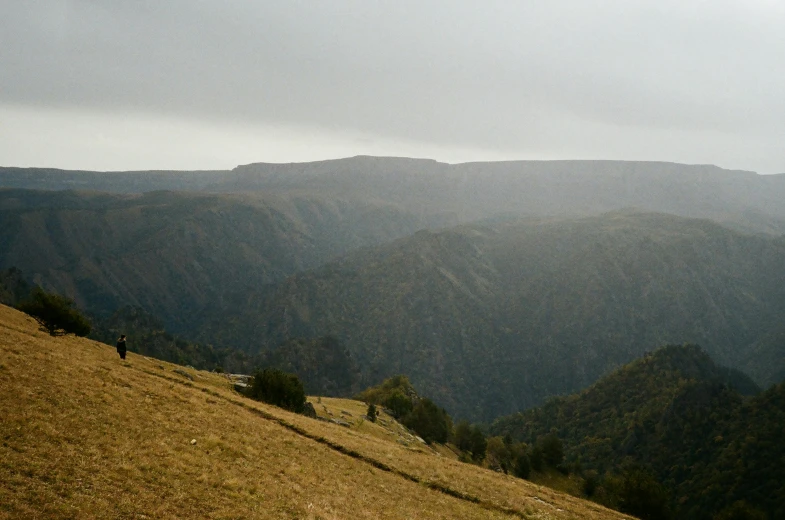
[16,286,91,337]
[357,375,568,481]
[490,345,782,520]
[454,427,566,480]
[1,269,92,337]
[357,375,452,444]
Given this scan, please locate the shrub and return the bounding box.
[17,287,91,337]
[367,403,378,422]
[247,368,306,413]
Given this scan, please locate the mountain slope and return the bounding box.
[490,345,785,520]
[0,303,631,520]
[214,212,785,421]
[0,189,434,332]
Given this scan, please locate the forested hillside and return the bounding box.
[490,345,784,520]
[0,188,435,331]
[212,212,785,420]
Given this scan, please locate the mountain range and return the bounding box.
[4,157,785,232]
[2,157,785,422]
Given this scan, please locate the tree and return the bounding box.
[402,398,451,444]
[452,420,488,461]
[247,368,306,413]
[529,445,544,472]
[714,501,767,520]
[513,452,531,479]
[486,436,513,473]
[17,287,91,337]
[616,468,671,520]
[367,403,378,422]
[583,470,600,497]
[537,433,564,467]
[384,390,413,419]
[452,420,474,451]
[469,425,488,462]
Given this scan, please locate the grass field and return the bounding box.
[0,304,634,519]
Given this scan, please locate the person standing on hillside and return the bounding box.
[116,334,127,360]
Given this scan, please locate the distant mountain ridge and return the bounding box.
[3,157,785,233]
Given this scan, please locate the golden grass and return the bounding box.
[0,304,635,519]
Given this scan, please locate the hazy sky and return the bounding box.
[1,1,784,173]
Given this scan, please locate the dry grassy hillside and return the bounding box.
[0,304,632,520]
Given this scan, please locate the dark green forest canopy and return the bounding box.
[490,345,784,520]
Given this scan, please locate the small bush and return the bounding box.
[367,403,378,422]
[247,368,306,413]
[17,287,91,337]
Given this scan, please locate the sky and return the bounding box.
[1,1,784,173]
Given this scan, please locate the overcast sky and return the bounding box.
[1,1,783,173]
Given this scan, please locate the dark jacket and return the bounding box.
[116,338,127,352]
